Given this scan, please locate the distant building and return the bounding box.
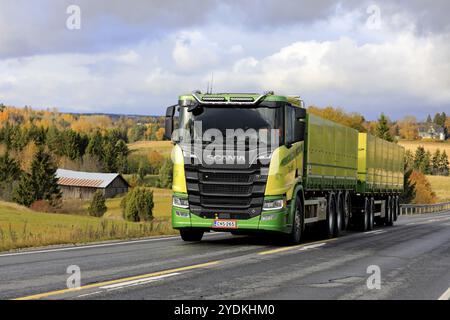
[56,169,129,200]
[418,123,446,141]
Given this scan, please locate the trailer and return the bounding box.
[165,91,404,243]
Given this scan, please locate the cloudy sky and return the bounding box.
[0,0,449,119]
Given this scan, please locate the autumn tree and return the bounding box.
[409,171,437,204]
[397,116,418,140]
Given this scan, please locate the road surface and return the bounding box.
[1,211,450,300]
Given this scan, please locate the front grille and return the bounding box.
[201,172,251,183]
[201,184,252,195]
[185,164,268,220]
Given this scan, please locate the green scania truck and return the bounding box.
[164,91,404,243]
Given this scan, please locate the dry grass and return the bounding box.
[127,140,173,157]
[426,175,450,202]
[0,200,176,252]
[398,140,450,154]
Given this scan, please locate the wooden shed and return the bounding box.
[56,169,129,200]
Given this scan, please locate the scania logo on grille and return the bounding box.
[205,154,246,164]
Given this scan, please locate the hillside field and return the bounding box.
[426,175,450,202]
[128,140,173,157]
[398,140,450,154]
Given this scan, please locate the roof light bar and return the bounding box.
[192,92,266,105]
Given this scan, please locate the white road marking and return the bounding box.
[0,233,224,257]
[76,291,103,298]
[299,243,326,251]
[438,287,450,300]
[364,230,386,235]
[99,272,180,290]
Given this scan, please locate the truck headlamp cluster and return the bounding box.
[263,198,285,211]
[173,196,189,209]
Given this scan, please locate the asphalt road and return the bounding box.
[1,211,450,300]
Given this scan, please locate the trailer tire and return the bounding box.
[386,196,393,226]
[180,229,204,242]
[393,196,399,222]
[334,191,344,237]
[323,192,336,238]
[360,197,370,232]
[287,195,304,244]
[343,191,351,230]
[368,198,374,231]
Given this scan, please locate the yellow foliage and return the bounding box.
[410,171,437,204]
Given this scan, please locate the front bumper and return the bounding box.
[172,205,291,234]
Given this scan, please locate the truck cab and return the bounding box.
[165,91,307,242]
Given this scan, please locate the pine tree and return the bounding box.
[400,167,416,204]
[404,150,414,170]
[114,139,129,174]
[88,190,107,217]
[0,103,5,112]
[426,114,432,123]
[0,152,21,182]
[86,131,104,160]
[423,151,432,174]
[13,148,61,207]
[413,146,426,172]
[431,149,440,175]
[439,151,449,176]
[375,113,393,142]
[158,158,173,188]
[121,187,154,222]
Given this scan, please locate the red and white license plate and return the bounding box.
[213,219,237,229]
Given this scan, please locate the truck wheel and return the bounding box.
[323,193,336,238]
[360,197,370,231]
[343,191,351,230]
[393,196,399,222]
[385,196,393,226]
[368,198,374,231]
[287,195,304,244]
[180,229,204,242]
[334,192,344,237]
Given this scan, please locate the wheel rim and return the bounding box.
[344,194,350,228]
[328,197,334,232]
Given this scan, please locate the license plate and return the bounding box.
[213,219,237,229]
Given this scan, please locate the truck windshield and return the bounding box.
[178,106,283,145]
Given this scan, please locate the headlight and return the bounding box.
[263,198,285,211]
[173,196,189,208]
[175,211,190,218]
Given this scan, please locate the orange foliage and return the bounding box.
[155,128,165,141]
[308,106,366,131]
[409,171,437,204]
[148,150,164,168]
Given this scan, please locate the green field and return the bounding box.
[0,188,174,252]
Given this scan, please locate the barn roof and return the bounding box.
[56,169,129,188]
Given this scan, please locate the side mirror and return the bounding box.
[295,108,306,120]
[164,105,176,140]
[294,120,306,142]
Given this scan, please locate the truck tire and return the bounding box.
[343,191,351,230]
[368,198,374,231]
[385,196,393,226]
[360,197,370,231]
[334,191,344,237]
[393,196,399,222]
[287,195,304,244]
[323,192,336,238]
[180,229,204,242]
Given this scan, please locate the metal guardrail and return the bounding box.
[400,201,450,215]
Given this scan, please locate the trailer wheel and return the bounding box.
[343,191,351,230]
[180,229,204,242]
[368,198,374,231]
[334,192,344,237]
[393,196,399,222]
[323,192,336,238]
[287,195,304,244]
[360,197,370,231]
[385,196,393,226]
